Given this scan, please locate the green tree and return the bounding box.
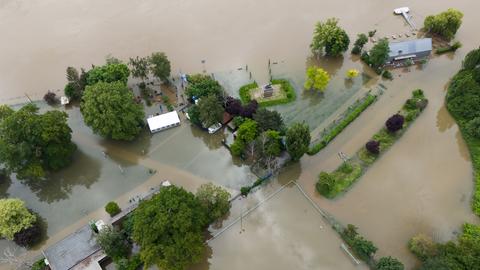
[198,94,224,127]
[316,172,336,196]
[424,9,463,40]
[352,236,377,260]
[409,234,437,260]
[236,119,258,144]
[304,67,330,92]
[310,18,350,57]
[185,74,223,100]
[87,63,130,85]
[376,256,404,270]
[0,199,36,240]
[81,81,145,141]
[129,56,150,82]
[0,104,76,179]
[463,48,480,70]
[96,226,130,261]
[368,38,390,69]
[149,52,171,82]
[286,122,311,161]
[230,140,245,157]
[187,105,202,126]
[354,33,368,48]
[253,108,285,133]
[132,186,208,270]
[258,130,282,158]
[196,183,230,222]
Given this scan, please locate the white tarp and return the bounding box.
[147,111,180,133]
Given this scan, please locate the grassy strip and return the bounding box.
[308,94,377,155]
[435,41,462,54]
[238,79,296,107]
[316,90,428,198]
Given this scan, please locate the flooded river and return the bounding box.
[1,0,480,269]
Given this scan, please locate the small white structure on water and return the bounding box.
[394,7,416,30]
[147,111,180,133]
[60,96,70,105]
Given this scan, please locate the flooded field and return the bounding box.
[195,184,367,270]
[1,0,480,269]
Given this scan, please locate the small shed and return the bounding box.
[387,38,432,63]
[147,111,181,133]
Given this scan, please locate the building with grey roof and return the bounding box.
[387,38,432,63]
[43,224,106,270]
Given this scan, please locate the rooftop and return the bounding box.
[43,224,101,270]
[147,111,181,132]
[388,38,432,58]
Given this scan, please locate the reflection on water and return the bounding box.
[0,174,11,198]
[307,55,345,76]
[436,104,455,132]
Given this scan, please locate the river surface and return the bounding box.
[1,0,480,269]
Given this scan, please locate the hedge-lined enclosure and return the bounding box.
[238,79,296,107]
[308,94,377,155]
[316,90,428,198]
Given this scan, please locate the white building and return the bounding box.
[147,111,181,133]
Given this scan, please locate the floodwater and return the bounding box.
[1,0,480,269]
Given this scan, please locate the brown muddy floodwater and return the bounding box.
[1,0,480,269]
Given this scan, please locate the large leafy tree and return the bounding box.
[149,52,171,82]
[304,67,330,92]
[87,63,130,85]
[0,104,76,179]
[285,122,311,161]
[367,38,390,69]
[198,94,224,127]
[253,108,285,133]
[196,183,230,223]
[96,226,130,261]
[132,186,208,270]
[185,74,223,100]
[424,9,463,41]
[81,81,145,141]
[236,119,258,144]
[310,18,350,57]
[0,199,36,240]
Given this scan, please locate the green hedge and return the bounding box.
[238,79,296,107]
[240,175,272,196]
[308,94,377,155]
[316,90,428,198]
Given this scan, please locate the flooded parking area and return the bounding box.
[196,184,367,270]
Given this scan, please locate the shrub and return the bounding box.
[382,70,393,80]
[409,234,437,261]
[403,98,418,111]
[376,256,404,270]
[424,8,463,41]
[230,140,245,156]
[316,172,336,196]
[365,140,380,155]
[405,110,419,122]
[31,258,47,270]
[354,33,368,48]
[240,186,251,196]
[413,89,424,98]
[351,236,377,260]
[233,116,245,127]
[386,114,405,133]
[43,91,58,105]
[368,30,376,37]
[361,51,370,64]
[416,99,428,111]
[351,45,361,55]
[64,82,79,100]
[466,117,480,138]
[13,221,41,247]
[105,201,121,217]
[116,254,143,270]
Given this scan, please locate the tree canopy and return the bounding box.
[253,108,285,133]
[0,199,36,240]
[286,122,311,161]
[196,183,230,223]
[129,56,150,81]
[149,52,171,82]
[304,67,330,92]
[424,8,463,40]
[185,74,223,100]
[376,256,404,270]
[236,119,258,144]
[198,94,224,127]
[0,104,76,179]
[310,18,350,57]
[132,186,208,270]
[368,38,390,69]
[96,226,130,261]
[81,81,145,141]
[87,63,130,86]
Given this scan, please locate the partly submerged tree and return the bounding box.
[368,38,390,70]
[310,18,350,57]
[64,67,88,100]
[0,104,76,179]
[87,63,130,86]
[346,69,360,79]
[285,122,311,161]
[304,67,330,92]
[376,256,404,270]
[196,183,230,223]
[185,74,223,100]
[0,199,36,240]
[132,186,208,270]
[129,56,150,82]
[81,81,144,141]
[424,8,463,40]
[96,226,130,261]
[253,108,285,133]
[149,52,171,82]
[198,94,224,127]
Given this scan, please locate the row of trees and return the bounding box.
[96,183,230,270]
[424,8,463,41]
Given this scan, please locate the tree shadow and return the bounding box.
[190,125,224,151]
[276,162,302,186]
[306,55,345,77]
[23,149,101,203]
[97,130,152,167]
[301,89,324,107]
[436,104,455,133]
[0,173,12,198]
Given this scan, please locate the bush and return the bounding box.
[240,186,251,196]
[409,234,437,261]
[365,140,380,155]
[351,45,361,55]
[230,140,245,156]
[316,172,336,196]
[405,110,419,122]
[368,30,376,37]
[376,256,404,270]
[116,254,143,270]
[43,91,58,105]
[31,258,47,270]
[13,221,41,247]
[360,51,370,64]
[351,236,377,260]
[412,89,424,99]
[382,70,393,80]
[105,201,121,217]
[424,9,463,40]
[354,33,368,48]
[386,114,405,133]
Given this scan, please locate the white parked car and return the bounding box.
[208,123,222,134]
